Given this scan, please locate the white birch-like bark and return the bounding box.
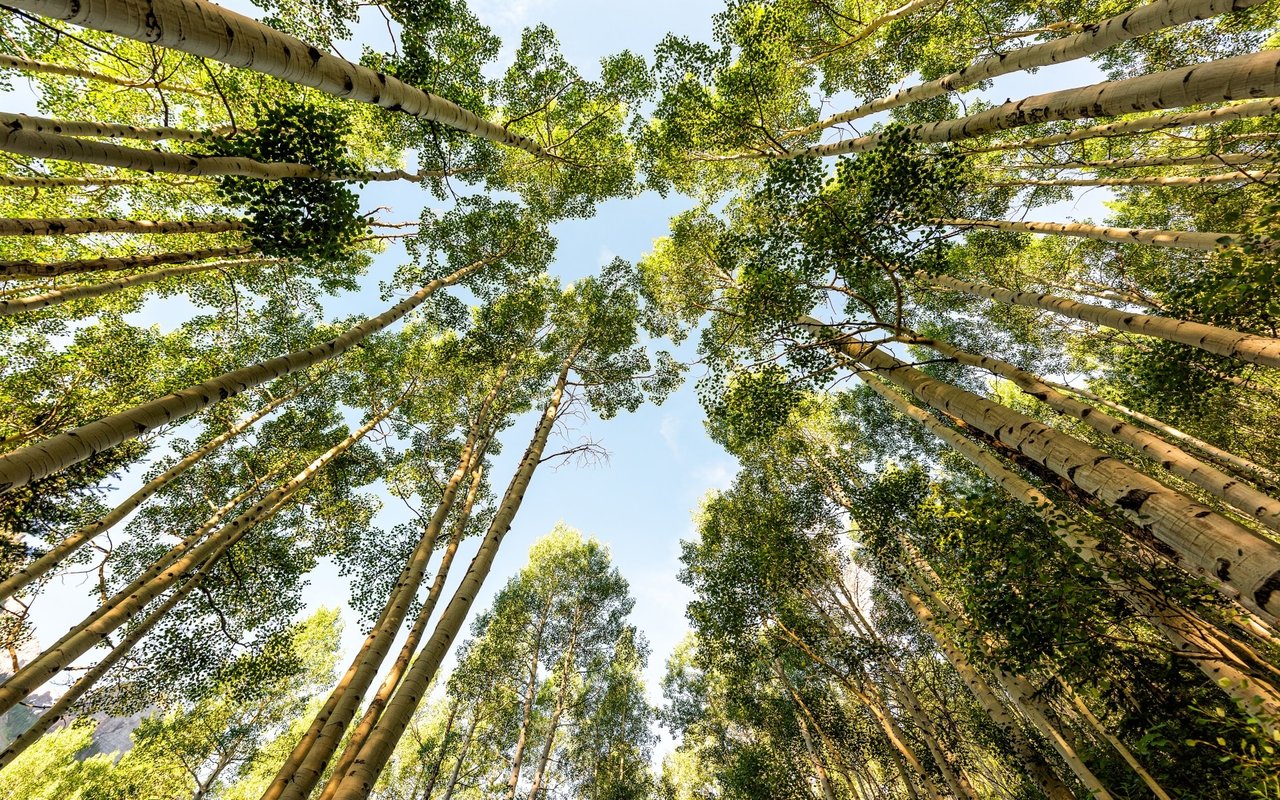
[0,245,253,279]
[909,333,1280,533]
[794,0,1266,135]
[992,171,1275,187]
[8,0,547,157]
[925,272,1280,366]
[0,217,244,235]
[0,259,251,316]
[970,98,1280,153]
[0,51,214,96]
[786,49,1280,158]
[328,357,575,800]
[0,241,516,494]
[0,112,212,141]
[931,216,1264,252]
[1005,152,1271,170]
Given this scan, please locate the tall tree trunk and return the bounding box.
[505,600,555,800]
[0,217,244,236]
[795,0,1263,135]
[0,407,391,718]
[0,239,519,494]
[417,701,459,800]
[970,97,1280,153]
[930,216,1263,251]
[268,383,504,800]
[328,354,577,800]
[787,49,1280,158]
[312,442,493,800]
[439,714,478,800]
[801,0,940,65]
[992,171,1275,187]
[0,111,212,141]
[1059,679,1174,800]
[1050,383,1280,487]
[11,0,547,157]
[772,661,842,800]
[0,245,254,279]
[799,318,1280,622]
[527,638,577,800]
[0,174,181,188]
[907,332,1280,533]
[0,259,252,316]
[0,378,310,603]
[861,371,1280,720]
[0,51,215,96]
[1006,151,1269,170]
[924,272,1280,365]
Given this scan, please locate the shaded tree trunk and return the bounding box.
[992,170,1275,187]
[0,245,254,279]
[0,51,215,97]
[0,217,244,236]
[930,216,1262,251]
[0,111,214,141]
[0,259,253,317]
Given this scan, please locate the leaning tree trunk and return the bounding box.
[266,395,500,800]
[0,174,183,188]
[802,0,939,65]
[439,715,478,800]
[992,171,1275,187]
[527,639,576,800]
[924,272,1280,366]
[0,259,252,316]
[1060,679,1174,800]
[313,461,487,800]
[1005,152,1270,170]
[787,49,1280,157]
[930,217,1267,251]
[0,51,214,96]
[10,0,547,157]
[0,217,244,236]
[0,408,389,718]
[0,112,213,142]
[970,97,1280,153]
[328,355,576,800]
[908,333,1280,533]
[795,0,1264,135]
[0,377,311,604]
[798,318,1280,621]
[860,371,1280,721]
[0,239,518,494]
[0,245,254,279]
[1051,383,1280,487]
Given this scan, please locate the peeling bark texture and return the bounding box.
[796,318,1280,621]
[7,0,548,157]
[931,217,1268,252]
[0,245,254,279]
[0,242,513,494]
[796,0,1266,134]
[910,333,1280,534]
[328,358,575,800]
[787,49,1280,158]
[0,259,251,316]
[925,272,1280,366]
[0,217,245,236]
[970,98,1280,153]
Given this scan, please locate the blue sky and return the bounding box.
[13,0,1118,766]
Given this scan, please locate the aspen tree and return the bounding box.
[0,245,253,279]
[929,217,1267,251]
[0,258,253,316]
[0,218,245,236]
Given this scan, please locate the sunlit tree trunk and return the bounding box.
[1059,679,1174,800]
[328,354,577,800]
[268,381,505,800]
[0,245,254,279]
[794,0,1264,135]
[527,633,577,800]
[0,174,188,188]
[992,171,1275,187]
[0,240,518,494]
[439,714,478,800]
[788,49,1280,157]
[1005,152,1268,170]
[0,406,390,718]
[0,111,214,141]
[10,0,548,157]
[799,318,1280,622]
[0,379,310,603]
[0,217,244,235]
[908,333,1280,533]
[801,0,940,65]
[0,259,253,316]
[930,217,1261,251]
[970,98,1280,153]
[924,272,1280,365]
[859,371,1280,721]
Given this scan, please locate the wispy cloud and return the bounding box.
[693,460,735,492]
[659,413,681,459]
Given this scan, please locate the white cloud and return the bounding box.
[692,460,735,492]
[659,413,681,459]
